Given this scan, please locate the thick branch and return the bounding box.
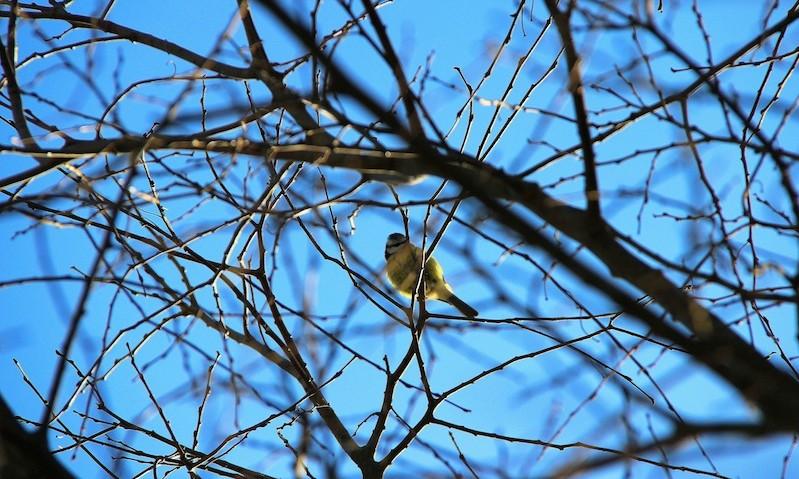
[544,0,601,218]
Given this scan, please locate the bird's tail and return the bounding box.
[445,293,478,317]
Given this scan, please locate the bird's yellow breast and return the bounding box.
[386,243,449,300]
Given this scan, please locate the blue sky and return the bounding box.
[2,0,798,478]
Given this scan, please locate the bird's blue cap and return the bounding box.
[385,233,409,259]
[387,232,407,242]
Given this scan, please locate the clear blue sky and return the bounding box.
[1,1,798,478]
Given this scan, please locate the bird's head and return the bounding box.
[385,233,408,260]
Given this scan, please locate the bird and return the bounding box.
[384,232,478,317]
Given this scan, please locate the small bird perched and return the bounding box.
[384,233,478,317]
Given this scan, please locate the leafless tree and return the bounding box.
[2,0,799,478]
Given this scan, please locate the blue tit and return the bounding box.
[384,233,478,317]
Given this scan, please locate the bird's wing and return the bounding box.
[424,254,445,283]
[423,255,451,301]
